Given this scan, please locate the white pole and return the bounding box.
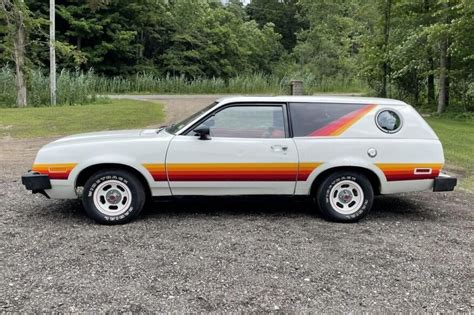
[49,0,56,105]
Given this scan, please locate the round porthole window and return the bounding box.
[375,109,402,133]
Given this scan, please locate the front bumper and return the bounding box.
[21,172,51,198]
[433,173,457,192]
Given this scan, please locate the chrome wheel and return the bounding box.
[93,180,132,216]
[329,180,364,215]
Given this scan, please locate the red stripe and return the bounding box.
[169,171,297,176]
[35,170,71,180]
[309,105,373,136]
[150,174,167,181]
[385,171,440,181]
[296,172,313,181]
[48,173,70,180]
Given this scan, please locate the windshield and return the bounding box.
[165,102,218,134]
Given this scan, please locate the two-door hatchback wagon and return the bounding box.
[22,96,457,224]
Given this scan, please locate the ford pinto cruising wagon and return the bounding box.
[22,96,457,224]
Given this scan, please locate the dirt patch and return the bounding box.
[0,95,216,168]
[108,94,226,127]
[0,95,472,312]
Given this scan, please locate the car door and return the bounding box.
[165,104,298,195]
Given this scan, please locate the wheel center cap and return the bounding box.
[106,189,122,204]
[338,189,353,204]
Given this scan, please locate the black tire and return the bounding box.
[315,171,374,223]
[82,168,146,224]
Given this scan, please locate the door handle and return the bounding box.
[271,145,288,152]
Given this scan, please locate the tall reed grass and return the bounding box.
[0,66,367,107]
[91,72,367,95]
[0,67,97,107]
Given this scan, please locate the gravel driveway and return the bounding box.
[1,95,472,312]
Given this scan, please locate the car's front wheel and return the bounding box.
[315,171,374,222]
[82,169,145,224]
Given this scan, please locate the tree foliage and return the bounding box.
[0,0,472,111]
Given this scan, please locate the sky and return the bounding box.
[221,0,251,5]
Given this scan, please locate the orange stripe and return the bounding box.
[32,163,77,180]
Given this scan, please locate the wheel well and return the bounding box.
[75,163,152,198]
[310,166,381,195]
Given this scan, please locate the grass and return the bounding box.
[0,99,164,138]
[0,66,367,108]
[426,117,474,192]
[91,73,367,95]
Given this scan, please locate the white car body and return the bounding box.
[25,96,453,202]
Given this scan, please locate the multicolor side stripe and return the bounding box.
[143,162,322,182]
[142,163,167,181]
[297,162,323,181]
[376,163,443,181]
[309,104,377,137]
[32,163,77,180]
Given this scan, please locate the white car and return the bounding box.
[22,96,457,224]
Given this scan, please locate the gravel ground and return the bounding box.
[1,96,473,312]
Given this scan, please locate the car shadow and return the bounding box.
[142,196,315,218]
[139,194,438,222]
[41,194,439,224]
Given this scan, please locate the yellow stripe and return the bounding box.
[143,163,165,170]
[32,163,77,171]
[299,162,322,170]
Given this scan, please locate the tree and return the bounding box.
[161,0,282,78]
[292,0,358,82]
[357,0,395,98]
[1,0,29,107]
[247,0,304,51]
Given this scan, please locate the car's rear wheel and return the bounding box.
[82,169,145,224]
[315,171,374,222]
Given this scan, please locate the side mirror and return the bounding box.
[194,126,211,140]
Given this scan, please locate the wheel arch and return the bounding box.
[310,166,382,196]
[75,163,152,199]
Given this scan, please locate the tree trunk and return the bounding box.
[446,52,451,107]
[413,70,419,106]
[427,56,435,106]
[437,38,448,114]
[381,0,392,98]
[424,0,435,106]
[437,1,452,114]
[13,9,27,108]
[138,30,144,59]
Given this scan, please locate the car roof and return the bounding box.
[216,96,408,106]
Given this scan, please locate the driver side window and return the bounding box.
[197,105,286,138]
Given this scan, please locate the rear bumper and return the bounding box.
[433,173,457,192]
[21,172,51,198]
